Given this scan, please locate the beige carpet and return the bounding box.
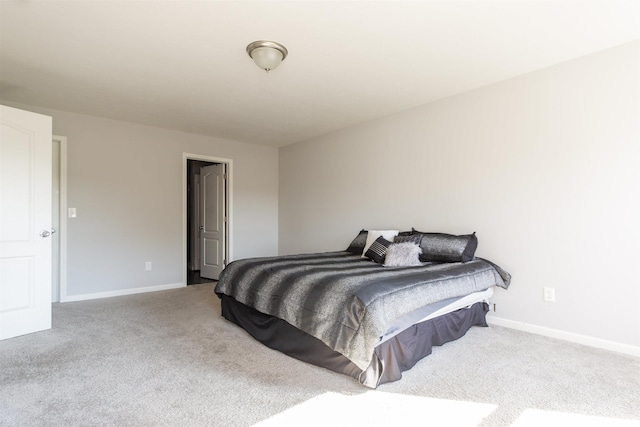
[1,284,638,426]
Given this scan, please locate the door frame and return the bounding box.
[182,153,232,286]
[52,135,68,302]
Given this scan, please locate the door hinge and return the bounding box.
[224,173,227,179]
[224,216,227,223]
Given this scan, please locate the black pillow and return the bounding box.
[364,236,392,264]
[346,229,368,254]
[411,228,478,263]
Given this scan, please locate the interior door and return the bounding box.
[0,105,53,340]
[200,164,225,280]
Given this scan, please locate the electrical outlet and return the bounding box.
[543,287,555,302]
[145,261,152,271]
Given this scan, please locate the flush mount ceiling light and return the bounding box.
[246,40,288,73]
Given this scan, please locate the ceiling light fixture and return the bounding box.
[246,40,288,73]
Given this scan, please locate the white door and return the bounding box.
[0,105,53,340]
[200,164,225,280]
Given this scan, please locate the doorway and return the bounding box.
[183,154,232,286]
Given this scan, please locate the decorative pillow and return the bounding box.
[362,230,399,257]
[346,229,368,254]
[411,228,478,263]
[394,234,423,246]
[383,242,422,267]
[364,236,392,264]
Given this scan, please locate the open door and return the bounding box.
[199,163,226,280]
[0,105,53,340]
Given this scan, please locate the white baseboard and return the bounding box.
[486,315,640,358]
[61,283,185,303]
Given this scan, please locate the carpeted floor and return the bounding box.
[1,284,638,426]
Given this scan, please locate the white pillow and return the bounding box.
[383,242,422,267]
[362,230,399,257]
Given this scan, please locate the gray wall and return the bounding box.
[279,41,640,349]
[1,102,279,299]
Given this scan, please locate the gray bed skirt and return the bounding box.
[220,295,489,388]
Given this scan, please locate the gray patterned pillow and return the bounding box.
[394,234,423,246]
[383,242,422,267]
[411,228,478,263]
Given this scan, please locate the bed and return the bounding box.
[214,229,511,388]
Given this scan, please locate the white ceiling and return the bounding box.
[1,1,639,147]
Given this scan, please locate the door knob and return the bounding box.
[39,228,56,238]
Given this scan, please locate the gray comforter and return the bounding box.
[215,251,511,370]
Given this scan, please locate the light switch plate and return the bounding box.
[68,208,77,218]
[543,287,556,302]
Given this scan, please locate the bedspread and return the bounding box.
[214,251,510,370]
